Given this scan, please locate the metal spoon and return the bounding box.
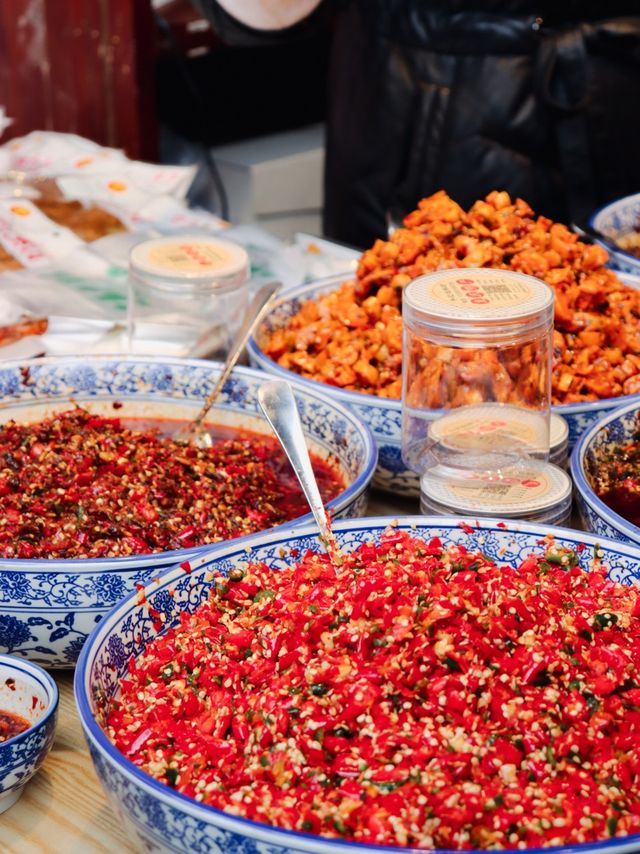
[176,280,281,447]
[571,221,621,254]
[258,379,342,563]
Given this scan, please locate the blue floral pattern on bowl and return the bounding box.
[247,275,640,496]
[590,194,640,275]
[0,356,376,667]
[75,516,640,854]
[571,399,640,546]
[0,655,58,813]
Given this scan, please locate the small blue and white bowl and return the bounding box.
[0,355,376,668]
[248,275,640,496]
[0,655,58,814]
[76,515,640,854]
[590,193,640,275]
[571,398,640,546]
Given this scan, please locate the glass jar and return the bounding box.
[402,268,554,479]
[127,235,250,358]
[420,461,573,526]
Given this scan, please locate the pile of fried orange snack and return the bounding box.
[262,191,640,404]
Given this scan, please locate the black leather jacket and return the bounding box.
[196,1,640,247]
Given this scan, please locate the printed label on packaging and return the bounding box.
[0,198,83,267]
[422,463,571,513]
[146,242,240,274]
[405,269,554,321]
[449,472,551,506]
[429,405,548,452]
[429,274,533,309]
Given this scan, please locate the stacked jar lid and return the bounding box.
[401,268,572,524]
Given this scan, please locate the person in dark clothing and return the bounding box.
[195,1,640,248]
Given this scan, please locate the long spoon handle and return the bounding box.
[258,379,340,560]
[191,281,281,432]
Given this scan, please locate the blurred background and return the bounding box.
[0,0,331,240]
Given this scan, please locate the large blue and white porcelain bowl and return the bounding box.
[247,275,640,495]
[0,655,58,814]
[0,356,376,667]
[76,516,640,854]
[590,193,640,275]
[571,398,640,546]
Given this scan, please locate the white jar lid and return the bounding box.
[428,403,548,455]
[549,413,569,453]
[420,462,572,517]
[404,268,554,329]
[130,235,249,283]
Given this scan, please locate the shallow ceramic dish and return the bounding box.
[590,193,640,275]
[0,355,376,667]
[247,274,640,495]
[571,398,640,546]
[75,515,640,854]
[0,655,58,814]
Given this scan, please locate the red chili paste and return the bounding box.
[590,426,640,528]
[0,709,30,742]
[0,409,344,559]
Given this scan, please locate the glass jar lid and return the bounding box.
[428,403,548,455]
[420,461,572,517]
[403,268,554,338]
[129,235,249,291]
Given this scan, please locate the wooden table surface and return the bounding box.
[2,492,418,854]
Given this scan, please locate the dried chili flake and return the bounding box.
[0,409,343,559]
[107,530,640,849]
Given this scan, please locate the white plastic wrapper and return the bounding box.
[57,164,196,210]
[1,131,197,212]
[2,131,123,177]
[127,195,227,234]
[0,198,83,267]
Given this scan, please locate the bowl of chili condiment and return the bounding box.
[0,654,58,814]
[248,190,640,496]
[590,191,640,277]
[571,398,640,546]
[0,355,376,667]
[76,515,640,853]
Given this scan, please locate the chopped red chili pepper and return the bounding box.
[107,530,640,848]
[0,409,343,559]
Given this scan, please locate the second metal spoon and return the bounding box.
[177,280,281,447]
[258,378,342,562]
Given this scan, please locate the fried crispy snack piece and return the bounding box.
[0,245,23,272]
[0,317,48,347]
[262,191,640,404]
[34,199,126,242]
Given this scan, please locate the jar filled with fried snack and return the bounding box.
[420,461,572,526]
[128,235,249,358]
[402,268,554,478]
